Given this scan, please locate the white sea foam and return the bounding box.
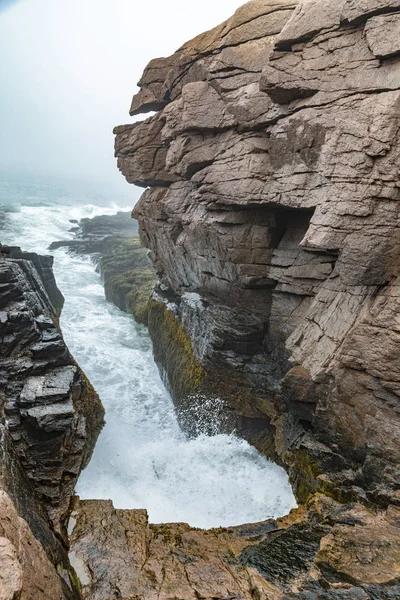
[1,198,297,528]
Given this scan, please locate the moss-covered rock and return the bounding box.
[100,237,150,282]
[146,297,370,506]
[147,298,279,452]
[105,267,156,325]
[148,298,207,399]
[100,237,156,325]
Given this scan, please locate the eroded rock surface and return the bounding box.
[0,490,68,600]
[111,0,400,596]
[70,495,400,600]
[0,243,104,531]
[115,0,400,507]
[0,243,104,597]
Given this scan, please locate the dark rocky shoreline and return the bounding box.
[0,242,104,598]
[51,212,156,325]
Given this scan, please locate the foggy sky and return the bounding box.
[0,0,245,190]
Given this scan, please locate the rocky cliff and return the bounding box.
[115,0,400,507]
[109,0,400,596]
[0,243,104,599]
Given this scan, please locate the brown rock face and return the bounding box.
[115,0,400,510]
[0,491,67,600]
[70,496,400,600]
[111,0,400,597]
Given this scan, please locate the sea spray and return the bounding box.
[0,193,297,528]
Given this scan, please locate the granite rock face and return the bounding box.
[0,243,104,598]
[115,0,400,510]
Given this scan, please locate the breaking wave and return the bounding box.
[0,180,297,528]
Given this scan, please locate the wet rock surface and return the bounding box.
[51,212,156,325]
[0,242,104,598]
[69,495,400,600]
[0,243,104,531]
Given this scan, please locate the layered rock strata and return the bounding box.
[107,0,400,596]
[0,243,104,598]
[115,0,400,507]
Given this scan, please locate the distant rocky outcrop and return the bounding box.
[0,243,104,598]
[109,0,400,597]
[50,212,156,325]
[49,211,139,255]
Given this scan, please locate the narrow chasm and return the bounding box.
[2,0,400,597]
[0,203,297,532]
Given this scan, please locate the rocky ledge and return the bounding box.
[49,211,138,255]
[108,0,400,597]
[69,495,400,600]
[0,243,104,598]
[51,212,156,325]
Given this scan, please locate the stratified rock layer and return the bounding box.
[115,0,400,506]
[111,0,400,597]
[0,243,104,598]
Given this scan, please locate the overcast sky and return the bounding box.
[0,0,244,190]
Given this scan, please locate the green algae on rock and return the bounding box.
[148,297,207,399]
[101,237,156,325]
[105,267,155,325]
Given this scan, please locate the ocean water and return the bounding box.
[0,177,297,528]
